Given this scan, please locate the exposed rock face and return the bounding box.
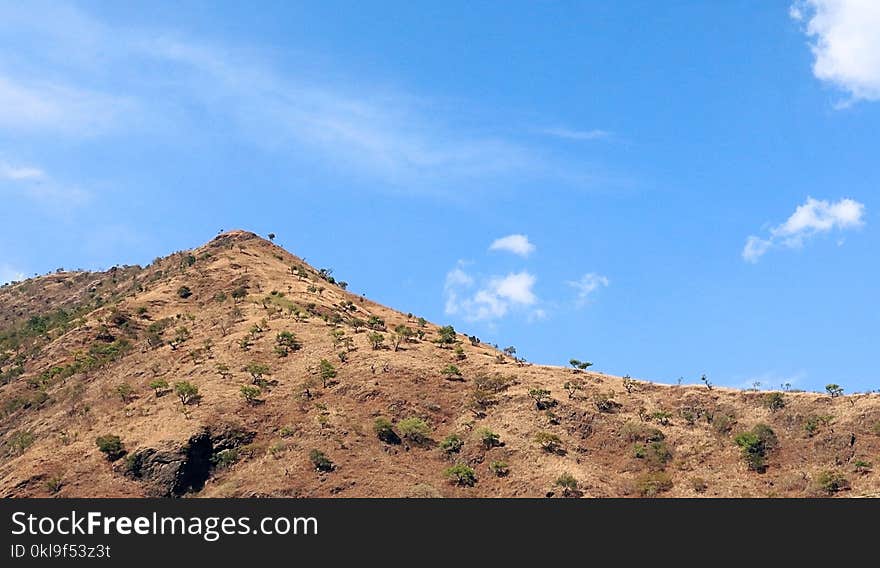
[123,424,255,497]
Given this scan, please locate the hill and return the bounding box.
[1,230,878,497]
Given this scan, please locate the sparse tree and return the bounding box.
[392,324,414,351]
[701,374,713,391]
[319,358,337,388]
[240,385,261,405]
[174,381,199,406]
[275,331,300,356]
[564,378,585,399]
[309,449,334,472]
[367,332,385,350]
[245,363,271,386]
[148,379,169,397]
[569,359,593,372]
[826,384,844,398]
[622,375,637,394]
[528,388,554,410]
[268,232,276,241]
[436,325,457,347]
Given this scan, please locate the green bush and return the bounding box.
[240,385,261,405]
[489,461,509,477]
[148,378,169,397]
[374,417,400,444]
[174,381,199,406]
[528,388,554,410]
[439,434,464,454]
[815,470,850,494]
[95,435,125,461]
[444,464,476,486]
[621,422,665,443]
[177,286,192,299]
[115,383,135,402]
[309,449,334,472]
[398,417,431,445]
[734,424,777,472]
[7,430,35,456]
[555,473,579,497]
[318,359,336,387]
[441,364,462,380]
[635,471,673,497]
[476,427,501,449]
[763,392,786,412]
[534,431,563,453]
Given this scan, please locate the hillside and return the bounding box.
[1,230,878,498]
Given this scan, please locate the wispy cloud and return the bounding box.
[0,75,133,135]
[567,273,609,308]
[0,162,45,181]
[543,127,610,141]
[0,3,615,196]
[791,1,880,104]
[0,160,89,205]
[489,234,536,257]
[742,196,865,262]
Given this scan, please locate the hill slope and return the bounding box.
[1,230,878,497]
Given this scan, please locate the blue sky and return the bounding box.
[1,1,878,392]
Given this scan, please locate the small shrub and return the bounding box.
[853,460,872,474]
[441,364,463,380]
[318,359,337,387]
[555,473,580,497]
[635,471,673,497]
[240,385,261,405]
[309,449,334,472]
[367,332,385,350]
[444,464,476,486]
[398,417,431,445]
[690,477,708,493]
[374,417,401,444]
[594,392,621,413]
[734,424,777,472]
[815,470,850,494]
[650,411,672,425]
[489,461,509,477]
[95,435,125,461]
[7,430,36,456]
[476,427,501,449]
[763,392,786,412]
[176,286,192,299]
[534,431,563,453]
[115,383,135,403]
[439,434,464,454]
[621,422,665,443]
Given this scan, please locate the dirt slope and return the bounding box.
[1,230,878,498]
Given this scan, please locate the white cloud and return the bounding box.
[0,264,25,285]
[742,196,865,262]
[543,127,610,141]
[444,266,538,322]
[489,234,536,257]
[0,162,45,181]
[567,273,609,308]
[791,1,880,103]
